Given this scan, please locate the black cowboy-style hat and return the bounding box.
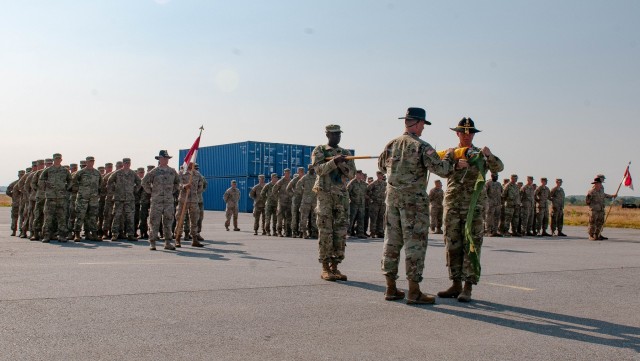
[398,107,431,125]
[451,117,481,134]
[155,150,172,160]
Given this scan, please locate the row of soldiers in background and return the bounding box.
[6,152,207,249]
[242,166,388,240]
[482,174,566,237]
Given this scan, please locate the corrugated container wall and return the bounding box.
[180,141,355,212]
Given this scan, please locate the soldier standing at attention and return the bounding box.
[223,180,241,231]
[437,118,504,302]
[195,164,206,240]
[40,153,72,242]
[107,158,141,241]
[520,176,536,236]
[363,174,372,236]
[20,161,39,239]
[7,170,25,236]
[312,124,356,281]
[549,178,567,236]
[367,171,387,238]
[288,167,305,237]
[535,177,551,237]
[100,162,116,238]
[501,174,520,236]
[428,179,445,234]
[176,162,205,246]
[71,156,102,241]
[260,173,279,236]
[17,166,33,238]
[138,165,154,239]
[347,170,367,238]
[296,165,317,239]
[484,173,502,237]
[31,158,52,241]
[379,108,455,304]
[141,150,180,251]
[249,174,267,235]
[586,177,616,240]
[273,169,292,237]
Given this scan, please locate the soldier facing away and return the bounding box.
[176,162,205,246]
[249,174,267,235]
[484,172,502,237]
[260,173,279,236]
[428,179,444,234]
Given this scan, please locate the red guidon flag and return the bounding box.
[623,164,634,191]
[181,135,201,174]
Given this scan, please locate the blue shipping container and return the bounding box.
[202,176,260,213]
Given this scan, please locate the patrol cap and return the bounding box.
[52,153,62,159]
[284,168,291,172]
[147,165,155,170]
[86,156,95,161]
[398,107,431,125]
[98,166,105,171]
[18,170,25,175]
[325,124,343,133]
[105,162,113,167]
[556,178,563,182]
[70,163,78,168]
[116,161,123,166]
[297,167,305,172]
[308,164,313,169]
[45,158,53,164]
[435,179,442,183]
[37,159,45,165]
[79,160,86,166]
[591,177,602,184]
[527,176,534,180]
[356,170,362,174]
[541,177,547,181]
[451,117,481,134]
[510,174,518,178]
[136,167,145,172]
[231,180,237,184]
[26,167,32,172]
[31,161,38,166]
[271,173,278,178]
[376,171,383,175]
[123,158,131,163]
[258,174,265,178]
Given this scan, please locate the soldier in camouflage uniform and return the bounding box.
[437,118,504,303]
[347,170,367,238]
[40,154,72,242]
[428,179,445,234]
[223,180,241,231]
[586,177,616,240]
[549,178,566,236]
[138,165,154,239]
[6,170,25,236]
[312,124,356,282]
[31,158,52,241]
[176,162,205,246]
[66,163,79,239]
[535,177,551,237]
[364,175,373,236]
[484,173,502,237]
[196,164,206,239]
[501,174,520,236]
[367,171,387,238]
[520,176,536,236]
[296,165,317,239]
[249,174,267,235]
[17,165,34,238]
[100,162,116,238]
[287,167,305,237]
[108,158,141,241]
[273,169,292,237]
[134,167,145,237]
[260,173,279,236]
[19,161,38,238]
[71,156,102,241]
[379,108,455,304]
[141,150,180,250]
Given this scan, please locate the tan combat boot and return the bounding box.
[149,240,156,251]
[437,280,463,298]
[406,280,435,305]
[384,276,405,301]
[321,262,336,281]
[164,240,176,250]
[457,282,473,302]
[330,263,347,281]
[191,235,204,247]
[73,231,82,242]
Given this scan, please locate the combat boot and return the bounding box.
[457,282,473,302]
[175,239,182,248]
[254,230,258,235]
[164,240,176,250]
[67,232,75,240]
[58,235,67,243]
[330,263,347,281]
[184,234,191,241]
[11,230,16,237]
[19,231,27,238]
[197,234,204,241]
[321,262,336,281]
[234,228,240,231]
[73,231,82,242]
[261,230,267,235]
[435,228,443,234]
[30,231,40,241]
[191,239,204,247]
[111,234,118,241]
[384,276,405,301]
[598,234,608,240]
[149,240,156,251]
[88,232,99,241]
[127,235,138,242]
[558,231,567,237]
[542,231,552,237]
[406,280,435,305]
[437,280,462,298]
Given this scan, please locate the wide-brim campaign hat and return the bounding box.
[451,117,481,134]
[398,107,431,125]
[155,150,172,160]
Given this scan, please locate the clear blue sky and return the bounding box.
[2,0,638,195]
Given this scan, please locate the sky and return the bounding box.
[1,0,639,196]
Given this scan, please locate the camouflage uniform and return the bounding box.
[549,181,565,235]
[379,132,454,283]
[347,176,367,237]
[6,172,24,235]
[428,185,444,234]
[67,165,79,233]
[108,166,141,239]
[534,182,551,235]
[501,179,520,235]
[41,162,72,241]
[484,178,502,235]
[72,165,101,239]
[367,177,387,237]
[249,177,266,234]
[198,175,207,234]
[586,182,614,239]
[312,140,356,266]
[260,178,278,235]
[296,171,317,239]
[520,181,536,235]
[101,171,116,235]
[138,166,154,237]
[176,169,204,238]
[19,164,38,237]
[223,183,241,231]
[273,172,292,236]
[141,162,180,248]
[31,161,49,239]
[287,171,304,237]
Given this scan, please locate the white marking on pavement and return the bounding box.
[485,282,535,291]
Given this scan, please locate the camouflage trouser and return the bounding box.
[291,198,301,235]
[430,205,443,232]
[348,203,365,235]
[265,202,278,234]
[134,201,141,235]
[102,197,115,232]
[23,199,35,233]
[513,206,521,234]
[33,197,46,235]
[381,199,429,282]
[198,202,204,233]
[112,200,136,236]
[316,191,348,264]
[177,201,200,236]
[68,194,77,232]
[501,206,516,234]
[149,201,175,241]
[75,196,99,233]
[588,209,604,236]
[551,207,564,233]
[10,200,20,232]
[276,201,292,235]
[97,196,105,231]
[444,206,484,284]
[43,198,68,238]
[484,203,500,234]
[225,205,239,229]
[299,202,317,237]
[18,198,27,233]
[139,201,150,233]
[253,206,266,232]
[521,203,534,234]
[535,204,549,233]
[369,203,385,236]
[363,205,369,234]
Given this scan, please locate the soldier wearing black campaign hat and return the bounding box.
[450,117,481,134]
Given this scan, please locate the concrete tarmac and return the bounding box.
[1,208,639,360]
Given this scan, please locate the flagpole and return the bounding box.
[175,126,204,246]
[596,161,630,238]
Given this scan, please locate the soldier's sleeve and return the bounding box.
[6,181,14,197]
[70,171,79,193]
[172,169,180,193]
[295,177,305,196]
[534,187,541,202]
[201,176,207,192]
[260,185,268,198]
[339,149,356,180]
[197,174,204,194]
[585,190,592,205]
[249,186,257,200]
[422,143,454,178]
[134,174,142,192]
[272,180,281,195]
[312,145,337,177]
[223,189,229,202]
[141,171,152,194]
[484,153,504,174]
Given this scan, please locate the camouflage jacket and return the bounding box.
[429,187,444,208]
[198,175,207,204]
[223,187,241,207]
[367,180,387,205]
[40,165,71,199]
[108,169,141,202]
[347,178,367,207]
[586,187,614,212]
[311,144,356,194]
[19,172,35,202]
[249,183,266,208]
[286,175,302,204]
[521,184,535,207]
[273,177,292,204]
[71,168,101,199]
[535,185,550,208]
[502,182,520,207]
[31,169,46,199]
[6,178,20,200]
[549,186,565,209]
[141,166,180,203]
[178,170,204,203]
[101,172,115,199]
[296,173,317,205]
[484,180,502,207]
[260,182,278,206]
